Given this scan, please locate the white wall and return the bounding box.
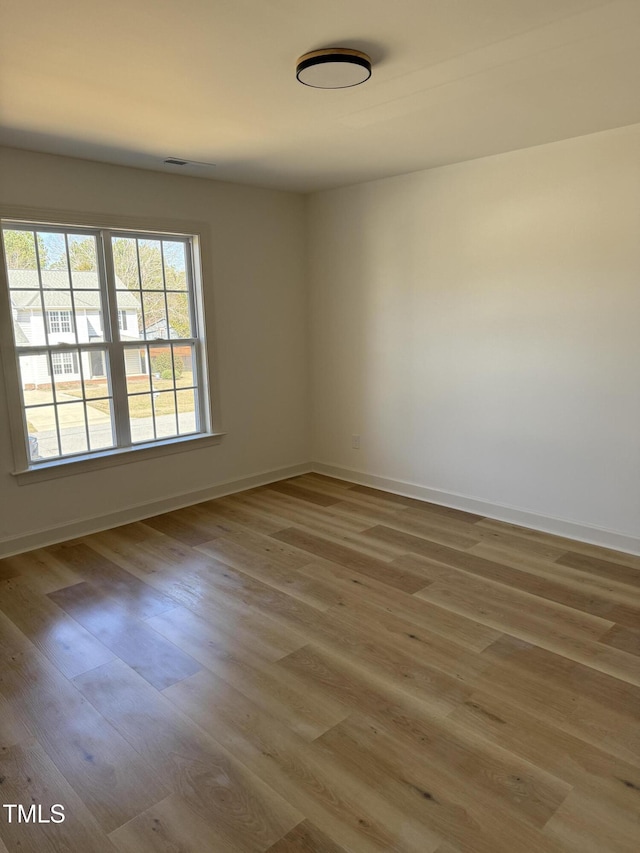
[0,147,310,553]
[308,124,640,546]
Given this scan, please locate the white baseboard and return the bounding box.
[0,462,312,559]
[4,458,639,558]
[312,462,640,557]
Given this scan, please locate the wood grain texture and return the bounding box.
[0,473,638,852]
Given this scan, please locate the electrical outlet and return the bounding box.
[352,434,360,449]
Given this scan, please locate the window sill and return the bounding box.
[13,432,226,485]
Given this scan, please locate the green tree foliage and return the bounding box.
[2,229,48,269]
[151,350,183,378]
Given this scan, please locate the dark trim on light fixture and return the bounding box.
[296,48,372,89]
[164,157,188,166]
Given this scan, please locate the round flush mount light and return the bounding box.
[296,48,372,89]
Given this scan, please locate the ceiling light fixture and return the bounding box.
[296,48,372,89]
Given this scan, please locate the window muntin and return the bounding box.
[2,223,206,467]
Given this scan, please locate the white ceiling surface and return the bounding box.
[1,0,640,191]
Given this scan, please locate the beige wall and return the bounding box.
[0,148,310,552]
[308,124,640,545]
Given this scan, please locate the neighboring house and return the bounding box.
[9,269,145,387]
[144,317,193,374]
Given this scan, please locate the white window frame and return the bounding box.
[117,309,127,331]
[0,208,223,482]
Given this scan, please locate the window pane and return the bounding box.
[19,353,53,405]
[143,291,167,339]
[163,241,188,290]
[150,346,173,389]
[43,292,76,343]
[87,399,115,451]
[139,239,164,289]
[25,405,60,459]
[116,289,143,340]
[125,346,150,394]
[167,291,192,338]
[113,237,141,290]
[83,350,109,394]
[68,234,99,287]
[173,344,194,388]
[57,401,88,455]
[176,388,197,435]
[52,352,82,398]
[11,292,46,345]
[153,391,177,438]
[37,232,70,285]
[129,393,155,443]
[2,229,38,278]
[76,305,105,343]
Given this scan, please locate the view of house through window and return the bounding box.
[2,223,206,465]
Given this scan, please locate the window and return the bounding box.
[47,310,73,334]
[51,352,79,375]
[1,221,211,469]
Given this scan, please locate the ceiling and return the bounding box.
[1,0,640,191]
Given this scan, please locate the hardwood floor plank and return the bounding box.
[469,542,640,606]
[268,480,341,507]
[556,550,640,589]
[600,624,640,657]
[49,582,201,690]
[316,713,568,853]
[416,573,640,686]
[0,643,167,832]
[0,740,117,853]
[299,558,501,651]
[197,496,290,535]
[0,548,81,593]
[0,691,32,749]
[448,690,640,818]
[346,484,485,523]
[48,541,178,618]
[330,500,482,550]
[369,525,640,627]
[0,576,115,678]
[74,659,301,851]
[265,820,348,853]
[543,790,640,853]
[140,509,224,546]
[272,528,429,592]
[234,489,382,532]
[473,635,640,765]
[109,794,241,853]
[200,527,311,572]
[145,607,349,738]
[475,518,640,570]
[278,643,571,832]
[163,668,442,853]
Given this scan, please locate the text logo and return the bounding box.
[2,804,65,823]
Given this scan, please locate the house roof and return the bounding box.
[144,317,179,338]
[8,270,139,309]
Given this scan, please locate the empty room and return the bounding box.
[0,1,639,851]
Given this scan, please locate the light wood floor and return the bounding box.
[0,473,639,852]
